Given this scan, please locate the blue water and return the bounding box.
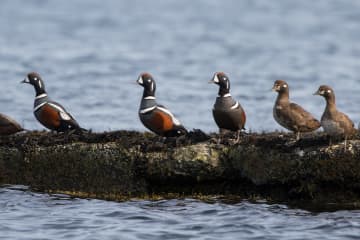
[0,186,360,240]
[1,0,360,133]
[1,1,360,239]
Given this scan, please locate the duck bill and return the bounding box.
[21,77,30,84]
[313,91,320,96]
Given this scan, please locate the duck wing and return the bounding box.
[47,101,80,129]
[289,103,320,131]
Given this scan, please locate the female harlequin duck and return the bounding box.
[272,80,320,140]
[21,72,81,132]
[136,73,187,137]
[210,72,246,142]
[0,113,24,135]
[314,85,357,147]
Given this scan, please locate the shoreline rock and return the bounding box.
[1,130,360,211]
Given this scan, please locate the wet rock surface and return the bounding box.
[0,130,360,209]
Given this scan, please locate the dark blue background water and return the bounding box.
[1,1,360,239]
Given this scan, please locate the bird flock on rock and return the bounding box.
[0,72,358,148]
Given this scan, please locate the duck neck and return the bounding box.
[140,90,157,111]
[142,88,155,99]
[325,95,336,112]
[33,79,46,96]
[276,90,289,104]
[218,87,230,97]
[35,87,46,97]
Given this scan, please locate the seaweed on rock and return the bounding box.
[1,130,360,210]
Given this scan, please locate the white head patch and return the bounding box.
[213,74,220,83]
[327,89,332,93]
[283,84,287,88]
[23,76,30,83]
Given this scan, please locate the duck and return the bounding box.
[314,85,357,147]
[0,113,24,135]
[272,80,320,140]
[21,72,82,132]
[136,72,187,137]
[210,72,246,142]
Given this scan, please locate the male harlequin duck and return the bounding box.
[0,113,24,135]
[314,85,357,146]
[272,80,320,140]
[136,73,187,137]
[210,72,246,142]
[21,72,81,132]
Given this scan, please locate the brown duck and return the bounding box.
[314,85,357,146]
[272,80,320,140]
[0,113,23,135]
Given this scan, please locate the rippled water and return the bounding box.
[0,186,359,240]
[2,1,360,239]
[1,0,360,132]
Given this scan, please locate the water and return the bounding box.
[1,0,360,133]
[0,186,359,240]
[1,1,360,239]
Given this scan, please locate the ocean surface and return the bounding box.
[1,0,360,239]
[1,0,360,133]
[1,185,360,240]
